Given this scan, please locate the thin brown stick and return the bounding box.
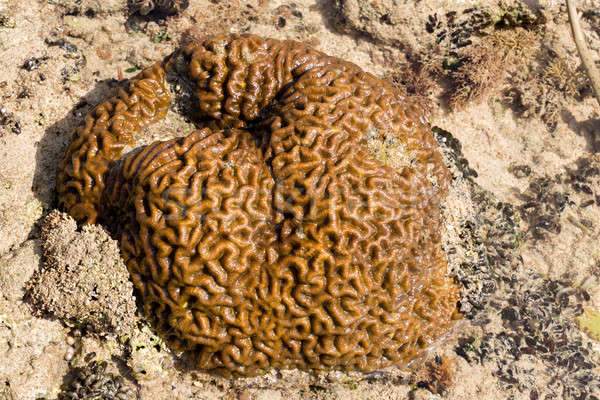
[567,0,600,107]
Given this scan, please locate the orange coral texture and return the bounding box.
[57,34,459,375]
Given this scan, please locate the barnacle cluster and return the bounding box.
[60,356,134,400]
[57,34,459,375]
[456,278,600,399]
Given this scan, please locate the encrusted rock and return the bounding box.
[26,210,137,335]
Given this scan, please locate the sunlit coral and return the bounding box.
[57,34,459,375]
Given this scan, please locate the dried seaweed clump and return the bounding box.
[57,34,459,375]
[412,355,457,395]
[503,46,590,131]
[425,5,542,109]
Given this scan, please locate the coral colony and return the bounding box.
[57,34,458,375]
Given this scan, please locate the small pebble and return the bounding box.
[64,347,75,362]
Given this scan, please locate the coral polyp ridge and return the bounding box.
[56,34,459,376]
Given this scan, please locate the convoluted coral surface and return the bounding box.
[57,34,459,375]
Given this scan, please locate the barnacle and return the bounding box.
[57,34,459,375]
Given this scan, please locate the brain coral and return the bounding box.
[57,34,459,375]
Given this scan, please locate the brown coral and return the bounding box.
[57,34,459,375]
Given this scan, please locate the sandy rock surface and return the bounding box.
[0,0,599,399]
[27,210,137,335]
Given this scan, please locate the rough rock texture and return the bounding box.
[0,300,70,400]
[0,241,70,400]
[0,240,40,302]
[27,210,137,334]
[56,34,459,375]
